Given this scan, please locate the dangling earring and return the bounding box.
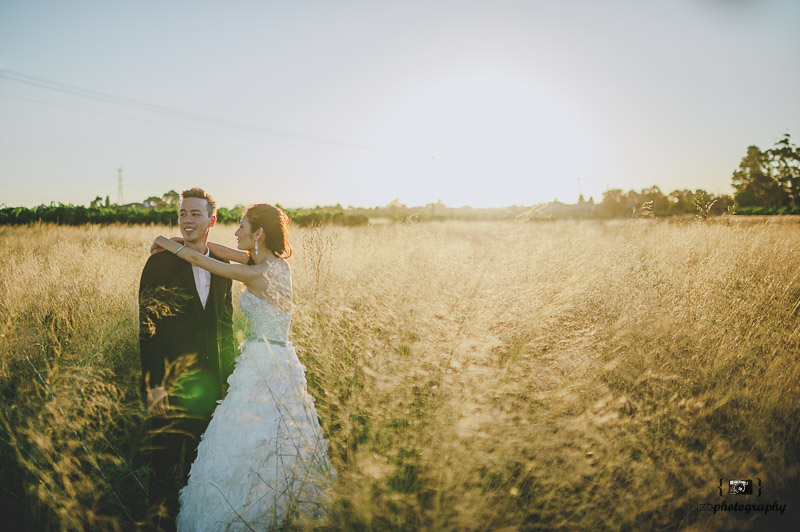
[254,241,259,256]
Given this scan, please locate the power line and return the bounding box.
[0,91,303,143]
[0,68,376,151]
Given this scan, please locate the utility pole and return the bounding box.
[117,167,123,205]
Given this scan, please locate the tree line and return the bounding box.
[0,194,369,227]
[353,134,799,221]
[549,133,798,219]
[1,133,797,225]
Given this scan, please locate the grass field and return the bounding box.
[1,218,798,531]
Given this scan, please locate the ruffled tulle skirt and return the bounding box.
[176,340,335,532]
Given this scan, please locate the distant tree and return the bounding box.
[667,189,694,215]
[385,198,410,220]
[163,190,180,206]
[625,190,642,216]
[640,186,669,216]
[216,205,245,224]
[601,189,627,218]
[105,195,110,207]
[90,196,103,208]
[144,196,167,208]
[714,194,735,215]
[767,133,800,206]
[732,145,787,207]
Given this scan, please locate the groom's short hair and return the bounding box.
[181,188,216,217]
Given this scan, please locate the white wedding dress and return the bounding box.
[177,285,335,531]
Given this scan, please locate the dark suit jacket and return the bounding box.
[138,249,236,415]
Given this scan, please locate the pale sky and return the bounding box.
[1,0,799,209]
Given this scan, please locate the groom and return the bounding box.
[138,187,237,531]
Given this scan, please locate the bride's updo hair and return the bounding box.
[245,204,292,258]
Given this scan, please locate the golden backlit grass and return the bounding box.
[1,219,798,531]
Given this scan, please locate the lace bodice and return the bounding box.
[239,289,292,344]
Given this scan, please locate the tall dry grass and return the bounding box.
[1,219,798,531]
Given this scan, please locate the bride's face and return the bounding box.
[235,216,253,251]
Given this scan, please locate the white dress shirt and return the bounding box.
[192,247,211,308]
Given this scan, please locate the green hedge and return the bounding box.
[0,204,369,227]
[734,205,800,215]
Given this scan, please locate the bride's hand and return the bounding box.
[150,236,184,255]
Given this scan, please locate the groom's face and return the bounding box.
[179,197,215,246]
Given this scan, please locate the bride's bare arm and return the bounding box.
[207,242,250,264]
[150,238,248,264]
[150,236,182,255]
[153,236,260,284]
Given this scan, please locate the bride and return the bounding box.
[152,204,335,531]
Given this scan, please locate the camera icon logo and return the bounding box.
[719,478,761,496]
[728,480,752,495]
